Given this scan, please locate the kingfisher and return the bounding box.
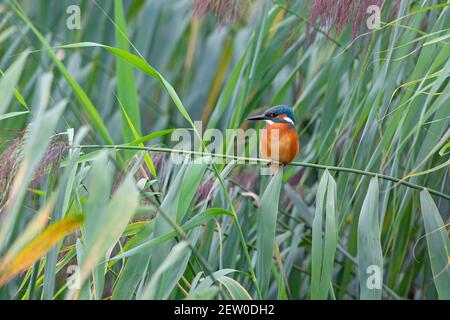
[247,105,299,175]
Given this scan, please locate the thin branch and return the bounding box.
[73,145,450,201]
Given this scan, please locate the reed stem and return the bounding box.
[72,144,450,201]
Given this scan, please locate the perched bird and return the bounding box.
[247,105,299,175]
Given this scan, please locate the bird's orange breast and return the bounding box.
[260,122,299,163]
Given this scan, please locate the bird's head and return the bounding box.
[246,105,295,125]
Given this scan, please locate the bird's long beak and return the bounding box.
[246,114,267,121]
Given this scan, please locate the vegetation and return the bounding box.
[0,0,449,300]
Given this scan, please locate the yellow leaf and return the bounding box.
[0,215,84,287]
[201,36,233,125]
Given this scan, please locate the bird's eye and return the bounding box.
[267,113,275,118]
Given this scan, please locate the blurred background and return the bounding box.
[0,0,449,300]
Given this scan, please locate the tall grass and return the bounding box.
[0,0,449,300]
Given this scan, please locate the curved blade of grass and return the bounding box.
[114,0,142,155]
[0,110,29,121]
[61,42,196,129]
[219,276,252,300]
[420,189,450,299]
[256,167,283,298]
[439,142,450,156]
[9,1,113,144]
[193,269,240,292]
[407,158,450,177]
[358,177,383,300]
